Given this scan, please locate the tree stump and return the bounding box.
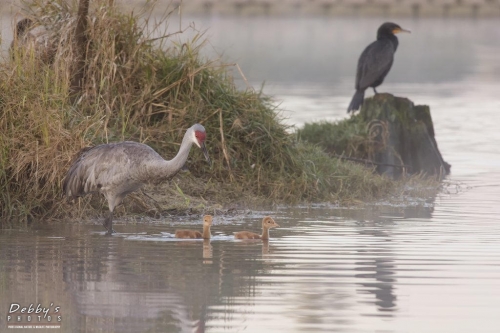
[359,93,451,178]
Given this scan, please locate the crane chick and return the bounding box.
[175,215,213,239]
[234,216,280,240]
[63,123,211,235]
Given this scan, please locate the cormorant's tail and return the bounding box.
[347,90,365,113]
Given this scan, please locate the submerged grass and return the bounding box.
[0,0,429,226]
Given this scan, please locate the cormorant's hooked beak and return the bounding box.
[393,27,411,34]
[201,142,211,166]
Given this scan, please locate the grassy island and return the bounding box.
[0,0,437,226]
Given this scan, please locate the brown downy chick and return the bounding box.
[175,215,213,239]
[234,216,280,240]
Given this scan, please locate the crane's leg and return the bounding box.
[103,194,124,235]
[103,210,116,235]
[373,87,378,94]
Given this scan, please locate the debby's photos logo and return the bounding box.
[6,303,62,329]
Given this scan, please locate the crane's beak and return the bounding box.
[201,142,211,165]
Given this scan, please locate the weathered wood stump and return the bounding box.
[359,93,450,178]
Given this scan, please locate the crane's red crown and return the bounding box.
[195,130,206,143]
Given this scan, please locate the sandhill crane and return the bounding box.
[63,123,211,235]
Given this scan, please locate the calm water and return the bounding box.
[1,17,500,332]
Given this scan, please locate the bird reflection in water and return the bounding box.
[261,240,270,255]
[355,224,397,313]
[203,239,213,265]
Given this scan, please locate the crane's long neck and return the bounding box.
[202,225,211,239]
[151,130,194,180]
[261,226,270,240]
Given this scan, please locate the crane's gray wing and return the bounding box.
[63,142,160,198]
[356,41,395,90]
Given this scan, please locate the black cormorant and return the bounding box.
[347,22,410,113]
